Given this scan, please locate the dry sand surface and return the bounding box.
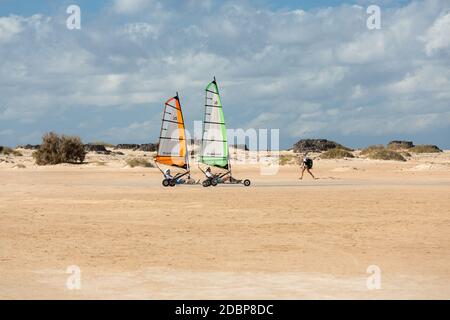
[1,149,450,299]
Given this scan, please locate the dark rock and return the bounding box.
[293,139,351,153]
[17,144,40,150]
[387,140,414,149]
[115,144,141,150]
[114,143,158,152]
[84,144,111,154]
[139,143,158,152]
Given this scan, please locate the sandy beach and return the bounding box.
[1,149,449,299]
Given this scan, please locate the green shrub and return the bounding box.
[59,135,86,163]
[278,154,297,165]
[33,132,86,165]
[360,145,385,156]
[126,158,155,168]
[409,145,442,153]
[12,150,23,156]
[321,148,354,159]
[0,146,13,155]
[400,151,412,158]
[367,149,406,161]
[0,147,22,156]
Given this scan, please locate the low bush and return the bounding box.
[409,145,442,153]
[0,147,22,156]
[0,146,13,155]
[367,149,406,161]
[126,158,155,168]
[278,154,297,165]
[33,132,86,165]
[360,145,385,156]
[321,148,354,159]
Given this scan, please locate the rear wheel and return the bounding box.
[169,180,176,187]
[211,179,218,186]
[162,179,170,187]
[202,180,210,187]
[243,179,251,187]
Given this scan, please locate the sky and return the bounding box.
[0,0,449,149]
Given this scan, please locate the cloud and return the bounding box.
[0,15,23,43]
[423,12,450,55]
[102,120,158,142]
[0,0,450,148]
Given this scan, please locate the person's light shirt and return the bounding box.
[164,173,173,180]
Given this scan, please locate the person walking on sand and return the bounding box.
[299,155,316,180]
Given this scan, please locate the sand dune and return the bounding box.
[1,149,449,299]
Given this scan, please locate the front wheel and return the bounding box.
[202,180,211,187]
[243,179,251,187]
[211,179,218,186]
[162,179,170,187]
[169,180,176,187]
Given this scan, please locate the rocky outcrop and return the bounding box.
[293,139,351,153]
[115,143,158,152]
[409,144,442,153]
[16,144,40,150]
[387,140,414,149]
[84,144,110,154]
[115,144,141,150]
[139,143,158,152]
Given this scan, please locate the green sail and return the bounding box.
[200,79,229,169]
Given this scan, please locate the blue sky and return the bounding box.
[1,0,449,149]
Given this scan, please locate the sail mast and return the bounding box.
[177,92,190,172]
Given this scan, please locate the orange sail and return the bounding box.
[155,94,188,169]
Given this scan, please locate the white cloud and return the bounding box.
[121,22,160,41]
[337,33,386,64]
[423,12,450,55]
[390,64,450,97]
[102,120,158,142]
[0,15,23,43]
